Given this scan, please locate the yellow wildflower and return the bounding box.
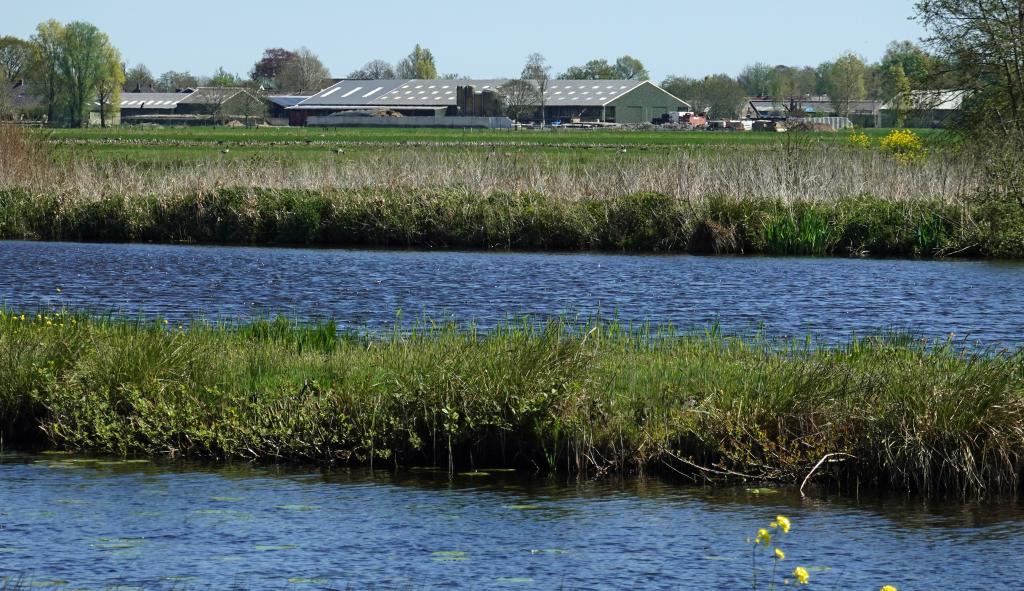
[755,528,771,545]
[880,587,898,591]
[793,566,810,585]
[774,548,785,560]
[775,515,791,533]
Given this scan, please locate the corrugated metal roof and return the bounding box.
[292,79,663,109]
[882,90,965,111]
[118,93,187,109]
[267,95,307,108]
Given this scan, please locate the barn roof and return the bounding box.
[291,79,681,109]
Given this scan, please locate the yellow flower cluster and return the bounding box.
[1,311,76,327]
[848,130,872,149]
[879,129,925,164]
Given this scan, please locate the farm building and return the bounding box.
[287,79,689,126]
[881,89,965,127]
[743,96,884,127]
[94,87,265,125]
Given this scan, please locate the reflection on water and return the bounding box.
[1,241,1024,347]
[1,453,1021,590]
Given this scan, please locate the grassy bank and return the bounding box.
[4,124,1019,258]
[1,187,1020,257]
[1,312,1022,497]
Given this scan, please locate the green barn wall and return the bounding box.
[607,82,688,123]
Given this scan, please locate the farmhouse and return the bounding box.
[286,78,689,126]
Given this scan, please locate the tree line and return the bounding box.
[0,20,122,126]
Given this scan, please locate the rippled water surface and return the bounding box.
[1,454,1022,590]
[2,241,1023,347]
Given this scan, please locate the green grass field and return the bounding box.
[39,125,952,165]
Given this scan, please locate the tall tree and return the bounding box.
[276,47,330,91]
[890,63,912,127]
[738,63,773,96]
[348,59,396,80]
[614,55,648,80]
[250,47,297,89]
[123,63,154,92]
[95,45,124,127]
[57,21,122,127]
[396,44,437,79]
[822,52,867,117]
[27,20,64,123]
[521,52,550,124]
[0,36,31,82]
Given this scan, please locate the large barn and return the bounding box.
[286,78,689,126]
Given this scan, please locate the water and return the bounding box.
[2,241,1024,348]
[0,454,1021,590]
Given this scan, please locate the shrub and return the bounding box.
[880,129,925,164]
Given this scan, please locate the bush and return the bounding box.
[880,129,925,164]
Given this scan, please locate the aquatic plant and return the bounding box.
[747,514,901,590]
[1,312,1022,497]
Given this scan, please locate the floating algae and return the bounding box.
[503,504,542,511]
[254,544,297,551]
[210,496,244,502]
[496,577,534,584]
[275,504,317,511]
[288,577,330,585]
[431,550,468,562]
[457,471,491,477]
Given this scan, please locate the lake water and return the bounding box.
[1,241,1023,348]
[1,454,1022,590]
[2,241,1023,589]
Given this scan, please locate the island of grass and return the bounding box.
[2,311,1021,498]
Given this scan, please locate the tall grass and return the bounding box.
[2,124,1017,257]
[0,187,1010,257]
[2,311,1022,497]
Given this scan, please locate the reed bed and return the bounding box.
[2,141,978,203]
[2,312,1022,498]
[3,124,1018,257]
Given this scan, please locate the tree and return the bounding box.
[738,63,773,96]
[662,74,745,119]
[208,67,241,87]
[890,64,912,127]
[498,79,537,121]
[396,44,437,79]
[156,70,198,92]
[559,59,616,80]
[26,20,64,123]
[0,36,31,82]
[276,47,331,91]
[348,59,395,80]
[822,52,867,118]
[95,45,124,127]
[250,47,297,88]
[614,55,648,80]
[123,63,154,92]
[915,0,1024,137]
[521,52,549,124]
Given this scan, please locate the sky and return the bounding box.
[5,1,929,82]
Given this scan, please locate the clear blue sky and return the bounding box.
[5,1,928,82]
